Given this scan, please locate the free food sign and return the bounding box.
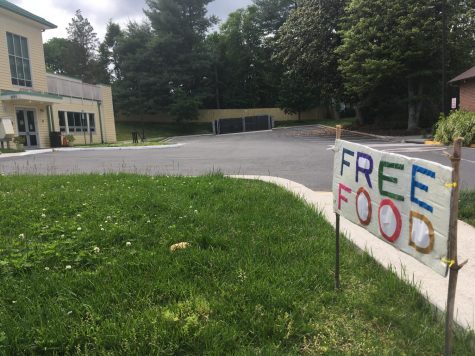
[333,140,454,276]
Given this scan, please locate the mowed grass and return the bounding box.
[0,175,473,354]
[460,190,475,227]
[115,122,213,141]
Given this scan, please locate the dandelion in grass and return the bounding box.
[60,234,65,238]
[18,233,25,239]
[65,265,72,270]
[93,246,100,254]
[126,241,132,247]
[194,210,198,214]
[44,267,50,271]
[12,300,16,304]
[77,227,82,231]
[41,213,46,218]
[77,214,81,217]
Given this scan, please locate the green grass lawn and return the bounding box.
[460,190,475,227]
[0,175,473,354]
[0,148,23,154]
[115,122,213,141]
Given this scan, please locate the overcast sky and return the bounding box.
[10,0,254,42]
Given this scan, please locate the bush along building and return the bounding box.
[0,0,116,149]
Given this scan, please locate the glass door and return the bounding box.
[16,109,38,148]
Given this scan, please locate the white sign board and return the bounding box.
[451,98,457,110]
[333,140,453,276]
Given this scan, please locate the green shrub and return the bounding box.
[434,110,475,146]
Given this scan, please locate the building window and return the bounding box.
[59,111,66,132]
[6,32,32,88]
[89,114,96,132]
[59,111,96,134]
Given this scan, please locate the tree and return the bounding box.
[253,0,299,35]
[274,0,347,118]
[67,10,104,83]
[278,73,318,120]
[338,0,475,129]
[44,38,80,75]
[112,22,156,115]
[99,21,123,83]
[209,0,297,110]
[144,0,217,121]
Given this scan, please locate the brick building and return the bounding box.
[449,66,475,111]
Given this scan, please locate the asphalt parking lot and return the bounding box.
[1,126,474,191]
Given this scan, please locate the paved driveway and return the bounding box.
[1,126,474,191]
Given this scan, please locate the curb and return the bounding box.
[52,144,184,152]
[0,149,53,159]
[0,144,185,159]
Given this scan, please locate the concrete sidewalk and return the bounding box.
[230,175,475,331]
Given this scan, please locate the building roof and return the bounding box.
[449,66,475,84]
[0,0,57,29]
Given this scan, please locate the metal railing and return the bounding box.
[46,74,102,101]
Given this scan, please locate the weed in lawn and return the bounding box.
[0,175,473,354]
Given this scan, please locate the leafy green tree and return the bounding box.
[66,10,105,83]
[44,38,80,76]
[253,0,299,35]
[98,21,123,83]
[274,0,347,118]
[338,0,475,129]
[144,0,217,121]
[112,22,156,115]
[278,73,318,120]
[211,2,293,109]
[168,88,202,122]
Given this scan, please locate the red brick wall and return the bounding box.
[460,80,475,111]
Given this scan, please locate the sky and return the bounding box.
[10,0,254,42]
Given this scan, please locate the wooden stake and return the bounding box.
[335,213,341,290]
[336,125,342,140]
[335,125,342,290]
[444,138,463,356]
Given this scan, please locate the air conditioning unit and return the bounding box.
[0,117,15,140]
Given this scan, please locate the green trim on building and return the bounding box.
[97,101,105,144]
[1,89,62,100]
[0,0,57,29]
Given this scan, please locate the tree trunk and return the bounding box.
[331,100,341,120]
[407,78,419,130]
[355,104,364,125]
[415,82,424,126]
[214,65,220,109]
